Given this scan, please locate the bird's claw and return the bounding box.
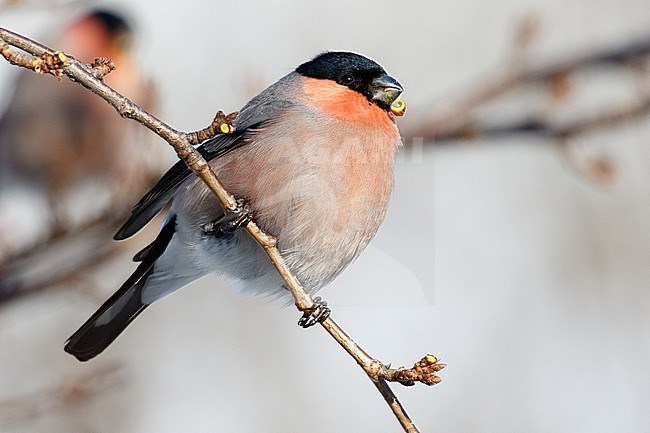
[202,199,252,235]
[298,297,331,328]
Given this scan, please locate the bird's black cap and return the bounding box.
[296,51,388,94]
[296,52,385,80]
[296,51,403,111]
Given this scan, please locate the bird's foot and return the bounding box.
[202,199,252,235]
[298,296,331,328]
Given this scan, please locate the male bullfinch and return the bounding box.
[65,52,406,361]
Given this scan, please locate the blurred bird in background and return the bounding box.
[0,9,159,298]
[0,9,157,241]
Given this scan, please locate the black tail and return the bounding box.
[64,216,176,361]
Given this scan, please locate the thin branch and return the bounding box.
[433,96,650,142]
[399,34,650,143]
[0,208,130,304]
[186,110,239,145]
[0,27,442,432]
[379,355,446,387]
[0,40,67,78]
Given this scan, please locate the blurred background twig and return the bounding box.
[399,25,650,145]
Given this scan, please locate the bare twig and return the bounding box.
[0,208,131,305]
[0,41,67,78]
[186,110,239,145]
[399,34,650,143]
[88,57,116,80]
[376,355,446,387]
[0,27,441,433]
[0,203,130,270]
[432,96,650,142]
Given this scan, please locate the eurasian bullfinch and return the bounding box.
[65,51,406,361]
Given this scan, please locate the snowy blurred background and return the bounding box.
[1,1,649,432]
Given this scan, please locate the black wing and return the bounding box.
[65,216,177,361]
[113,77,299,241]
[114,128,254,240]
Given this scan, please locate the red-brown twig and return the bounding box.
[0,27,442,433]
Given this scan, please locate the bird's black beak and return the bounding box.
[371,74,406,116]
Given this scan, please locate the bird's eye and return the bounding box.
[340,74,355,85]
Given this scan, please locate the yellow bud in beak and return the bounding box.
[390,98,406,117]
